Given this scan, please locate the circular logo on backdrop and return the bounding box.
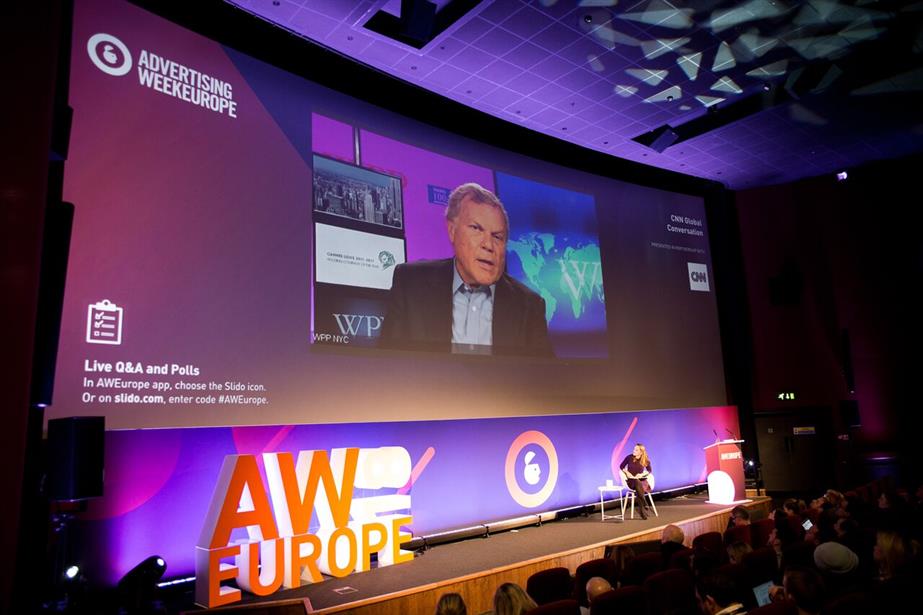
[504,430,559,508]
[87,33,132,76]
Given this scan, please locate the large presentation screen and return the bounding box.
[49,0,726,429]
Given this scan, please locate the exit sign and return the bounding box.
[777,392,796,400]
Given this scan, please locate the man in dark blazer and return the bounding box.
[379,183,553,357]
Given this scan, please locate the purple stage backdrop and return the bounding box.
[72,405,738,586]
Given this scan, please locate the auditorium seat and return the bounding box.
[589,586,644,615]
[780,540,815,570]
[574,558,618,606]
[749,598,797,615]
[524,598,580,615]
[751,518,776,549]
[742,547,779,586]
[786,515,807,540]
[715,563,753,608]
[724,524,752,547]
[620,551,663,586]
[527,566,574,606]
[693,531,726,561]
[643,568,697,615]
[668,546,695,571]
[820,591,875,614]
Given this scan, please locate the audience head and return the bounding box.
[662,524,685,545]
[695,572,741,615]
[813,541,859,576]
[874,529,920,580]
[783,498,804,517]
[726,540,752,565]
[730,505,750,526]
[834,517,858,539]
[824,489,845,509]
[585,576,613,605]
[783,566,826,615]
[435,592,467,615]
[493,583,537,615]
[610,544,636,575]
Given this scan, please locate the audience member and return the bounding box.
[812,541,861,598]
[726,541,752,565]
[780,566,826,615]
[727,506,750,529]
[661,524,687,565]
[435,592,467,615]
[695,572,746,615]
[581,577,612,615]
[493,583,537,615]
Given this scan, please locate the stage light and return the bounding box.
[837,171,848,181]
[747,460,755,467]
[64,565,80,580]
[118,555,167,610]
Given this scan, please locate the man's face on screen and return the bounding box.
[447,196,507,287]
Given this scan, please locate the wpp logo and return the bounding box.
[87,33,132,76]
[688,262,710,292]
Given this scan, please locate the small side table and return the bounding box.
[598,484,626,522]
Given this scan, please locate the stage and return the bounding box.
[213,494,771,614]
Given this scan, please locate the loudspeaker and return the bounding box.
[649,126,678,153]
[399,0,436,42]
[47,416,104,501]
[840,328,855,393]
[30,195,74,407]
[839,400,861,428]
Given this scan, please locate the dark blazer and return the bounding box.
[379,258,553,357]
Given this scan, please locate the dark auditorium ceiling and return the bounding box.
[222,0,923,189]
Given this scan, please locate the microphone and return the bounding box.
[725,428,736,440]
[713,429,720,442]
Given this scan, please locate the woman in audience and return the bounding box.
[435,592,467,615]
[493,583,537,615]
[873,529,919,581]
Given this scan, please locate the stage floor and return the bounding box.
[230,493,769,613]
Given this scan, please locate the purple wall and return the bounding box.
[71,405,738,586]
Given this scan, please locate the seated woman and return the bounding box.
[619,443,652,519]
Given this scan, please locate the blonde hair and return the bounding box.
[876,530,920,579]
[635,443,649,468]
[434,592,467,615]
[493,583,537,615]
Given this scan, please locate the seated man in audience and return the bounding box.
[581,577,613,615]
[727,505,751,530]
[661,524,687,565]
[695,572,747,615]
[726,540,752,565]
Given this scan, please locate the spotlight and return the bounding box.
[836,171,848,181]
[118,555,167,611]
[64,565,80,580]
[584,14,593,24]
[763,83,771,92]
[747,460,755,467]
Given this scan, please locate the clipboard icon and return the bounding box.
[86,299,123,345]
